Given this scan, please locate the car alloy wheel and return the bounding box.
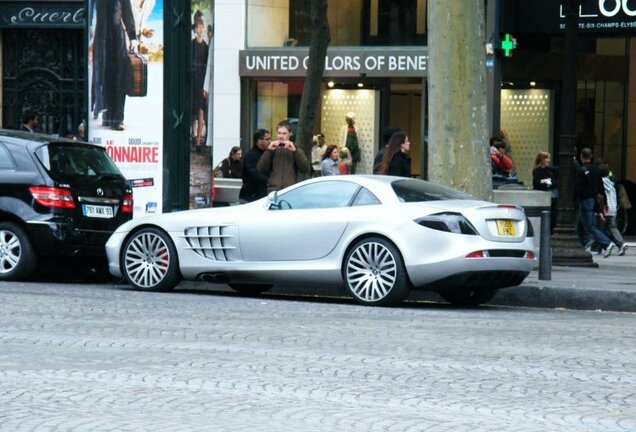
[344,237,410,306]
[0,222,36,281]
[122,228,180,291]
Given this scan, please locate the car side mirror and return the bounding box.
[268,191,280,209]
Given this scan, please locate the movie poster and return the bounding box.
[189,0,214,208]
[87,0,164,216]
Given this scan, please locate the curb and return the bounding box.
[486,284,636,312]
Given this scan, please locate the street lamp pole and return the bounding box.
[551,0,596,267]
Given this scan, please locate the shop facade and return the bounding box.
[4,0,633,215]
[499,0,636,184]
[0,0,86,136]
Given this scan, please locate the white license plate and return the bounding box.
[82,204,114,219]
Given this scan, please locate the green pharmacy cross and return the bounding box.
[501,33,517,57]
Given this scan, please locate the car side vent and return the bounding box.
[183,225,238,261]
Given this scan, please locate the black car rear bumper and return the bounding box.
[26,220,112,258]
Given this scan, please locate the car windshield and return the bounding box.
[35,142,123,179]
[391,178,473,202]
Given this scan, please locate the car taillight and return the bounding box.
[121,193,133,214]
[29,186,75,209]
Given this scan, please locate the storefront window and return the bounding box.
[247,0,426,48]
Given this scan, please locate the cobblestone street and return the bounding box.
[1,282,635,431]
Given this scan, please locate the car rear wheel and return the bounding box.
[229,284,273,296]
[344,237,410,306]
[440,288,497,306]
[0,222,37,281]
[122,228,180,291]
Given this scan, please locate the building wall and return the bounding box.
[247,0,289,48]
[628,38,636,183]
[213,0,246,166]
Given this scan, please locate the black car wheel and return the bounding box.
[440,288,497,306]
[229,284,273,296]
[343,237,410,306]
[0,222,37,281]
[122,228,180,291]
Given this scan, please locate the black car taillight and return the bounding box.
[525,217,534,237]
[121,193,133,214]
[29,186,75,209]
[415,212,478,235]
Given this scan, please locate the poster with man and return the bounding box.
[88,0,164,216]
[189,1,214,208]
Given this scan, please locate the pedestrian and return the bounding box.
[320,145,341,176]
[256,120,310,192]
[20,110,39,132]
[491,136,513,176]
[77,121,86,140]
[91,0,139,131]
[339,112,361,174]
[574,148,616,257]
[217,146,243,179]
[598,162,628,256]
[373,127,403,174]
[377,131,411,177]
[239,129,270,202]
[532,151,558,233]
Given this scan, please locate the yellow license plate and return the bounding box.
[496,219,516,236]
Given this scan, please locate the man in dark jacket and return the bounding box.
[239,129,270,202]
[574,147,615,257]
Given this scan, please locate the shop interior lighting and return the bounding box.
[357,82,364,88]
[530,81,536,87]
[327,81,335,88]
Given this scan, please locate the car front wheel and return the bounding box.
[122,228,180,291]
[343,237,410,306]
[0,222,37,281]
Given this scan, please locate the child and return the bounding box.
[599,162,628,256]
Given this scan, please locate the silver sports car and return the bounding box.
[106,176,536,306]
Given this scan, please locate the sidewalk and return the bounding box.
[486,237,636,312]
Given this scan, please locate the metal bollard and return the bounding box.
[538,210,551,280]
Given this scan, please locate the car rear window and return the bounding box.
[35,142,124,179]
[391,178,473,202]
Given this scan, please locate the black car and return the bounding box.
[0,129,133,281]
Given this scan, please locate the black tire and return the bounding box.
[229,284,273,296]
[0,222,37,281]
[343,237,410,306]
[121,227,180,291]
[440,288,497,306]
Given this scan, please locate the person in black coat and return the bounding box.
[532,151,558,233]
[377,131,411,178]
[239,129,270,202]
[373,127,403,174]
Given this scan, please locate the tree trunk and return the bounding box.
[427,0,492,200]
[296,0,330,168]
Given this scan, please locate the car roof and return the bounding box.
[0,128,99,151]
